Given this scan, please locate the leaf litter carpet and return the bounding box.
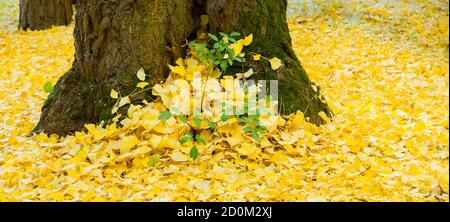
[0,0,448,201]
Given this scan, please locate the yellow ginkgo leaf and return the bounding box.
[236,68,254,80]
[226,137,240,147]
[415,120,426,133]
[253,54,261,61]
[244,68,254,78]
[175,58,184,66]
[110,89,119,99]
[319,23,328,31]
[118,96,130,107]
[137,82,149,89]
[169,65,187,76]
[136,68,146,81]
[111,106,119,114]
[229,42,244,55]
[236,143,258,156]
[242,34,253,46]
[171,151,188,162]
[119,136,140,154]
[269,57,282,70]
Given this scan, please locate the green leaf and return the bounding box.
[220,60,228,72]
[197,48,204,55]
[205,119,216,129]
[208,54,216,62]
[242,126,254,133]
[252,130,261,141]
[195,135,207,145]
[251,127,266,141]
[180,136,192,144]
[178,115,190,125]
[148,154,159,167]
[190,146,199,161]
[228,49,236,57]
[208,33,219,41]
[158,111,172,120]
[238,117,249,123]
[193,118,202,126]
[219,32,228,37]
[43,82,54,93]
[220,41,228,47]
[221,114,230,122]
[254,127,266,134]
[230,32,241,37]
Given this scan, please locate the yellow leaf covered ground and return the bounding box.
[0,0,448,201]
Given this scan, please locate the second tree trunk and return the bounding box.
[19,0,73,31]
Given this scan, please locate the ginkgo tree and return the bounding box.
[32,0,332,135]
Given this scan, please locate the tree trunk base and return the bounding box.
[19,0,73,31]
[33,69,93,135]
[33,0,332,136]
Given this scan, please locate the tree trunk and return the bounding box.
[19,0,73,31]
[32,0,332,136]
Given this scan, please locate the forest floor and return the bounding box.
[0,0,448,201]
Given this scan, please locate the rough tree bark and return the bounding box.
[19,0,73,31]
[32,0,332,136]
